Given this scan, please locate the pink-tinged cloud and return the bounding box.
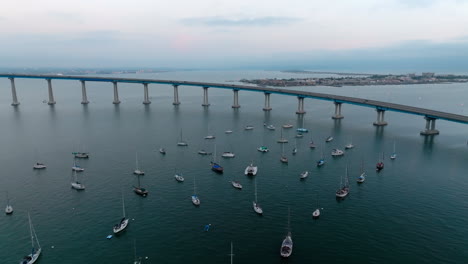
[171,34,198,52]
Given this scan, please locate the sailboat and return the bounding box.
[357,158,366,183]
[73,145,89,158]
[300,171,309,179]
[177,130,188,146]
[71,171,85,190]
[133,152,145,175]
[280,208,293,258]
[72,159,84,172]
[252,179,263,215]
[345,136,354,149]
[317,145,325,167]
[309,137,317,148]
[19,213,41,264]
[174,154,184,182]
[280,143,288,163]
[390,140,397,160]
[133,240,142,264]
[277,127,288,143]
[244,161,258,176]
[231,180,242,189]
[292,138,298,155]
[210,144,224,173]
[336,165,350,198]
[33,162,46,169]
[228,242,234,264]
[159,147,166,154]
[325,136,334,142]
[376,152,384,171]
[312,195,320,219]
[113,194,129,234]
[192,176,200,206]
[133,175,148,197]
[5,192,13,215]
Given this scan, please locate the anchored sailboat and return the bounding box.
[252,178,263,215]
[5,192,13,215]
[277,127,288,143]
[244,161,258,176]
[336,165,350,198]
[71,171,85,190]
[192,175,200,206]
[280,143,288,163]
[19,213,41,264]
[390,140,397,160]
[113,193,129,234]
[357,158,366,183]
[210,144,224,173]
[72,159,84,172]
[317,145,325,167]
[177,130,188,146]
[280,208,293,258]
[133,152,145,175]
[133,175,148,197]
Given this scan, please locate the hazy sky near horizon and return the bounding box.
[1,0,468,70]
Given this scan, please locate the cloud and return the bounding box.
[181,16,301,27]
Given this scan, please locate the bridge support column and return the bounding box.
[112,82,120,104]
[172,84,180,105]
[263,93,272,111]
[296,97,306,114]
[373,109,388,126]
[332,102,344,119]
[46,79,56,105]
[232,89,240,108]
[420,116,439,135]
[143,83,151,104]
[80,80,89,104]
[202,87,210,107]
[9,78,20,106]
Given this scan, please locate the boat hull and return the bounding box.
[113,218,129,234]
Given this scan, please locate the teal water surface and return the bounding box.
[0,71,467,263]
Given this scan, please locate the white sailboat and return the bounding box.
[133,240,142,264]
[231,180,243,189]
[292,138,298,155]
[244,161,258,176]
[72,159,84,172]
[331,148,344,156]
[277,127,288,143]
[390,140,397,160]
[33,162,46,169]
[280,143,288,163]
[19,213,41,264]
[300,171,309,179]
[113,194,129,234]
[252,178,263,215]
[280,208,293,258]
[345,136,354,149]
[317,145,325,167]
[71,171,85,190]
[222,152,235,158]
[229,242,234,264]
[174,154,184,182]
[5,192,13,215]
[177,130,188,146]
[312,195,320,219]
[192,176,200,206]
[357,158,366,183]
[336,165,350,198]
[133,152,145,175]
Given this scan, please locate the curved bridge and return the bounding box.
[1,73,467,135]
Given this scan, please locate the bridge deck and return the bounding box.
[1,73,467,124]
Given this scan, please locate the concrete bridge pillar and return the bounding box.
[112,82,120,104]
[296,97,306,114]
[46,79,56,105]
[263,93,272,111]
[143,83,151,104]
[9,78,20,106]
[332,102,344,119]
[232,89,240,108]
[172,84,180,105]
[420,116,440,135]
[202,86,210,107]
[373,109,388,126]
[80,80,89,104]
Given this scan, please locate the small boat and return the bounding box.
[204,224,211,231]
[211,144,223,173]
[336,165,350,198]
[133,152,145,175]
[309,141,317,148]
[71,171,85,190]
[292,148,297,155]
[231,181,242,189]
[266,124,276,130]
[222,152,235,158]
[257,146,269,152]
[19,213,41,264]
[280,209,293,258]
[198,150,212,155]
[229,242,234,264]
[177,130,188,146]
[33,162,46,169]
[317,145,325,166]
[282,124,293,129]
[280,144,288,163]
[325,136,334,142]
[113,194,129,234]
[390,140,397,160]
[244,125,254,130]
[245,162,258,176]
[296,128,308,133]
[277,127,289,143]
[5,192,13,215]
[133,240,142,264]
[225,130,233,134]
[345,143,354,149]
[133,175,148,197]
[204,135,215,139]
[192,176,200,206]
[295,133,303,138]
[73,152,89,158]
[357,159,366,183]
[331,148,344,156]
[252,179,263,215]
[376,153,384,171]
[300,171,309,179]
[312,208,320,218]
[175,173,184,182]
[72,159,84,172]
[159,148,166,154]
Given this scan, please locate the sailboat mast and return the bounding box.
[230,242,234,264]
[122,193,126,218]
[135,152,139,170]
[28,213,34,249]
[287,207,291,233]
[193,176,197,195]
[254,179,258,203]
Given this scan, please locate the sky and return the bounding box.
[0,0,468,71]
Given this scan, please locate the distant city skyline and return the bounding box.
[1,0,467,71]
